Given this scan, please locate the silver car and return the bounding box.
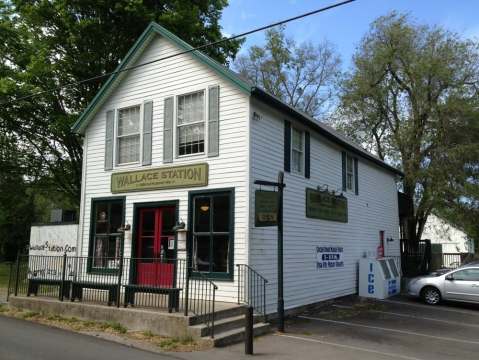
[407,261,479,305]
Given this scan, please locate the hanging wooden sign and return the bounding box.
[255,190,278,227]
[306,188,348,223]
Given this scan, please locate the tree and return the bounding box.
[235,25,341,118]
[0,0,241,205]
[337,12,479,244]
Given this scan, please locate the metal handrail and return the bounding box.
[237,264,269,284]
[236,264,268,317]
[185,268,218,338]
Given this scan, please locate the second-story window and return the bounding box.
[346,154,354,190]
[291,127,304,174]
[177,90,205,156]
[117,105,141,164]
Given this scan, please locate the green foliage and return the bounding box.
[235,25,341,118]
[0,262,10,288]
[0,0,239,256]
[0,0,240,204]
[338,12,479,243]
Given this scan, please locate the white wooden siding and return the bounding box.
[79,35,250,301]
[249,99,400,313]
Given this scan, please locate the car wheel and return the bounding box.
[422,287,441,305]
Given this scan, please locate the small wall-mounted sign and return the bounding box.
[111,163,208,193]
[255,190,278,227]
[306,188,348,223]
[316,246,344,270]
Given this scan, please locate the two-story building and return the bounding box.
[71,22,402,314]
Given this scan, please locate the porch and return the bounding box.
[6,254,270,346]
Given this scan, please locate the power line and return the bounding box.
[3,0,356,106]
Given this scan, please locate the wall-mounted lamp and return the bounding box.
[252,111,261,121]
[173,221,187,242]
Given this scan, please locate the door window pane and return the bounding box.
[453,269,479,281]
[141,210,155,237]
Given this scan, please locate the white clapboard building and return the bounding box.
[72,22,402,314]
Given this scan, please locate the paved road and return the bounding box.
[2,296,479,360]
[0,316,177,360]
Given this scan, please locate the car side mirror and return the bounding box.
[445,275,454,281]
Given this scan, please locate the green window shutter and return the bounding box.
[142,101,153,166]
[208,85,220,157]
[104,110,115,171]
[305,131,310,179]
[163,97,174,163]
[284,120,291,172]
[341,151,347,191]
[354,158,359,195]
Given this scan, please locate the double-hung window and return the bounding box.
[346,154,354,191]
[89,199,124,271]
[291,127,304,174]
[191,190,234,278]
[117,105,141,164]
[177,90,205,156]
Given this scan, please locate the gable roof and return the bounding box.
[72,22,402,177]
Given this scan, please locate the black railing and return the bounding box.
[8,254,217,338]
[184,269,218,338]
[236,264,268,317]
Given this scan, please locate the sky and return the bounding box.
[221,0,479,69]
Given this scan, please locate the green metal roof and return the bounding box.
[71,22,252,134]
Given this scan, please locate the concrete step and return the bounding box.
[212,322,271,348]
[191,314,264,337]
[188,304,245,325]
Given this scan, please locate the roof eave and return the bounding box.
[251,87,404,177]
[71,22,252,135]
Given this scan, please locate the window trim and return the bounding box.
[345,153,354,191]
[291,126,304,175]
[175,89,207,158]
[187,188,235,281]
[87,196,126,274]
[115,104,143,167]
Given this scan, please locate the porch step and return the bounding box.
[212,322,271,347]
[188,304,245,325]
[191,314,264,337]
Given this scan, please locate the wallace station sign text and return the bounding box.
[111,163,209,193]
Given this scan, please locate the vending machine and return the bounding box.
[359,257,401,299]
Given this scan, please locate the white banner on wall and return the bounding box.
[29,224,78,256]
[28,224,78,280]
[316,246,344,270]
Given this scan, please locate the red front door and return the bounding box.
[137,207,175,287]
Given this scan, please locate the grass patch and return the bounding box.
[0,262,11,288]
[0,306,204,352]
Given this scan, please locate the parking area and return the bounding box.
[181,296,479,360]
[281,296,479,360]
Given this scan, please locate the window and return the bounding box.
[117,105,141,164]
[346,154,354,191]
[191,190,234,278]
[452,269,479,281]
[177,90,205,156]
[89,199,124,271]
[291,127,304,174]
